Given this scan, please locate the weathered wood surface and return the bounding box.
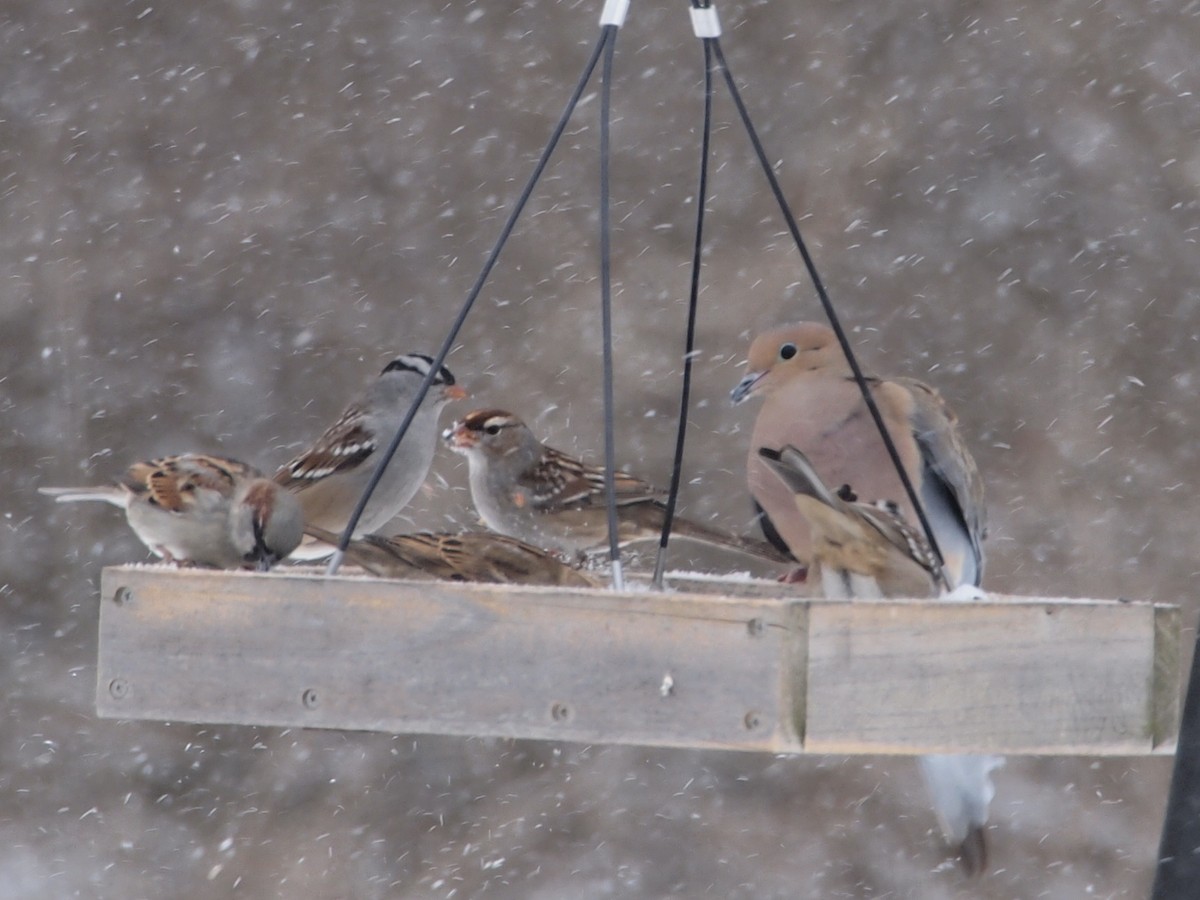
[95,566,1180,755]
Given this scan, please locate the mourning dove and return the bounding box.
[734,323,996,877]
[756,446,942,599]
[40,453,304,570]
[303,525,598,588]
[444,409,788,571]
[731,321,986,588]
[275,353,467,558]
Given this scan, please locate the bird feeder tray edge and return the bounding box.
[94,565,1180,757]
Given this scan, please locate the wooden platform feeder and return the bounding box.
[96,565,1180,756]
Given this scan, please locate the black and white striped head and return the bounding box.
[378,353,467,404]
[382,353,457,387]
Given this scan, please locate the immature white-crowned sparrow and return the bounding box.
[39,453,304,570]
[756,445,942,599]
[731,322,986,588]
[304,525,598,587]
[734,322,995,877]
[276,353,466,557]
[444,408,788,569]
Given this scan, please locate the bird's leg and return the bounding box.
[777,564,809,584]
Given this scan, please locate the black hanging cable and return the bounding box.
[598,21,624,590]
[709,38,951,591]
[651,21,715,590]
[325,25,613,576]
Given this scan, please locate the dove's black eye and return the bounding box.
[485,424,502,436]
[779,342,798,361]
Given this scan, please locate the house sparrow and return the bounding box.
[39,453,303,570]
[304,525,598,587]
[444,408,788,570]
[275,353,466,557]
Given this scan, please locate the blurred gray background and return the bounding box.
[7,0,1198,896]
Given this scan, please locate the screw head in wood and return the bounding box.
[743,710,761,731]
[550,702,572,723]
[113,587,132,606]
[301,688,319,709]
[108,678,129,700]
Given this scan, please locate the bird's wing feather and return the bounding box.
[520,446,662,512]
[895,377,987,581]
[274,408,377,488]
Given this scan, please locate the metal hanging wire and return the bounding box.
[328,0,948,590]
[649,0,948,589]
[324,15,618,578]
[651,8,716,589]
[597,7,626,589]
[314,3,1195,892]
[691,5,950,589]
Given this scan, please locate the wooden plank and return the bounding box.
[805,600,1173,755]
[95,566,1179,755]
[1154,604,1183,749]
[97,566,805,752]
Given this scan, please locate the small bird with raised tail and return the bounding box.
[40,453,303,570]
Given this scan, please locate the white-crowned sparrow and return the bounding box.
[756,446,942,599]
[304,525,598,587]
[276,353,466,557]
[39,453,304,570]
[444,408,788,569]
[734,322,994,877]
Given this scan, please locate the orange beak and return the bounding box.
[442,421,476,450]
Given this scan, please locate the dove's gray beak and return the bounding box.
[730,370,764,405]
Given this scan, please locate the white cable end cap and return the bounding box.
[609,558,626,592]
[600,0,630,27]
[324,548,346,577]
[690,6,721,38]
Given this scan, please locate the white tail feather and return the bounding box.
[37,486,129,508]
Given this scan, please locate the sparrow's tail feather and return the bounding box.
[302,524,341,545]
[756,446,843,509]
[38,486,128,507]
[660,512,791,564]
